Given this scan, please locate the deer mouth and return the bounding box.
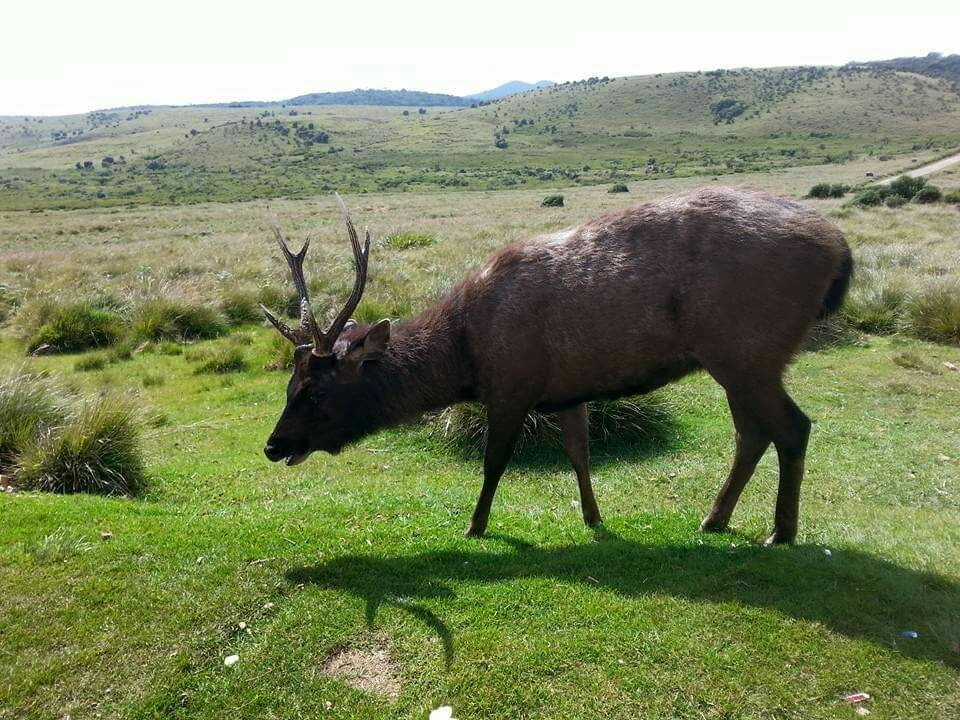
[284,452,311,466]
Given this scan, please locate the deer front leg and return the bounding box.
[466,407,526,538]
[558,403,602,527]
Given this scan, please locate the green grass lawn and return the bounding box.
[2,329,959,719]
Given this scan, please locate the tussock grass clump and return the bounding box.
[944,189,960,204]
[23,300,123,354]
[74,353,108,372]
[900,280,960,344]
[803,317,866,351]
[384,232,435,250]
[221,288,262,325]
[187,343,248,374]
[913,185,942,204]
[842,272,908,334]
[608,183,629,193]
[0,369,68,468]
[17,396,145,496]
[541,195,564,207]
[131,299,226,342]
[266,334,294,370]
[430,394,674,456]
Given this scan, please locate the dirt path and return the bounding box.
[876,151,960,185]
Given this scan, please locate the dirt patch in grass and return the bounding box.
[319,639,401,701]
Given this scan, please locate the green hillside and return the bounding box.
[2,65,959,210]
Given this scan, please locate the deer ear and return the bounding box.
[362,318,391,355]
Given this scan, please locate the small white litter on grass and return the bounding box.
[823,548,832,557]
[224,654,239,667]
[430,707,458,720]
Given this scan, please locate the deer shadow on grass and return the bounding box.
[287,529,960,669]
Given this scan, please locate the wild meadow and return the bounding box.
[2,157,959,718]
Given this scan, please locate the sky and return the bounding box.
[3,0,958,116]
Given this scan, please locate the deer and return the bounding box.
[262,188,852,545]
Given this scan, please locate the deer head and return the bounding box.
[262,197,391,465]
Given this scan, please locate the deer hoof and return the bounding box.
[763,529,796,546]
[465,522,487,538]
[699,516,728,533]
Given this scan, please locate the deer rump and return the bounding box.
[262,186,852,546]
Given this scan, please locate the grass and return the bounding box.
[384,232,436,250]
[1,328,958,719]
[1,177,960,718]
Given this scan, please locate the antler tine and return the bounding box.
[318,194,371,353]
[260,304,300,344]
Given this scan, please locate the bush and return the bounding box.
[913,185,942,203]
[541,195,564,207]
[807,183,848,199]
[901,281,960,344]
[849,188,889,207]
[131,299,226,342]
[888,175,927,200]
[221,288,262,325]
[429,394,673,456]
[608,183,629,193]
[885,194,907,208]
[25,301,123,354]
[16,396,145,496]
[0,369,68,468]
[384,232,435,250]
[944,189,960,204]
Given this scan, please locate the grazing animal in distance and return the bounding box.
[262,188,852,544]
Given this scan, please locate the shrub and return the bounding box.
[384,232,435,250]
[25,301,123,354]
[257,285,300,317]
[541,195,564,207]
[221,288,261,325]
[429,394,673,456]
[131,299,226,342]
[888,175,927,200]
[74,353,107,372]
[807,183,848,199]
[0,369,68,468]
[944,189,960,204]
[913,185,942,203]
[608,183,629,193]
[188,344,247,374]
[849,188,889,207]
[884,194,907,208]
[16,396,145,496]
[901,280,960,344]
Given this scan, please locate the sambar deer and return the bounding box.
[262,188,851,544]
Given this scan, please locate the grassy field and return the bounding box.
[2,157,960,718]
[2,65,960,209]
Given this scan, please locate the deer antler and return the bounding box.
[262,195,371,356]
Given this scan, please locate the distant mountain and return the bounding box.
[846,52,960,84]
[466,81,556,102]
[284,89,469,107]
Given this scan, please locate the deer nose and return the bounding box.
[263,443,284,462]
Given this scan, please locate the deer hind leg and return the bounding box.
[701,379,810,544]
[558,403,602,527]
[466,407,527,538]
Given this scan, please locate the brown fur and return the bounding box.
[264,187,852,544]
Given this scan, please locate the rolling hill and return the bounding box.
[1,63,959,210]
